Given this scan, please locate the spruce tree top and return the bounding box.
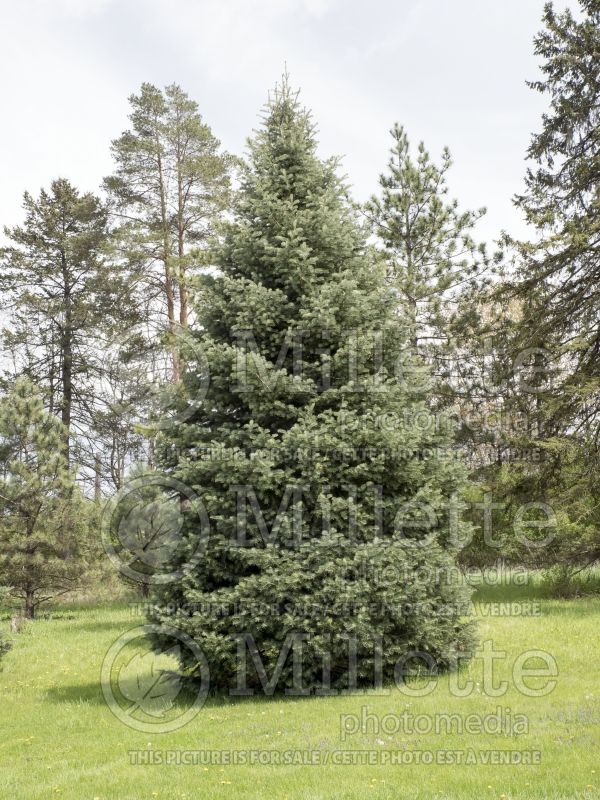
[218,80,362,296]
[177,77,419,439]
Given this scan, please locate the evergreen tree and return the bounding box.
[105,83,232,376]
[0,179,138,469]
[365,125,490,407]
[366,128,503,570]
[148,81,474,692]
[498,0,600,572]
[0,379,89,618]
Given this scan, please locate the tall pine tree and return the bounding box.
[105,83,232,377]
[496,0,600,573]
[0,179,138,470]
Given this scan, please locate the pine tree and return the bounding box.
[497,0,600,572]
[0,379,89,618]
[507,0,600,422]
[365,125,489,407]
[105,83,233,376]
[0,179,139,470]
[149,81,474,692]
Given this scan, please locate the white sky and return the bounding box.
[2,0,575,246]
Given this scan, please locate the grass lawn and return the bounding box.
[1,585,599,799]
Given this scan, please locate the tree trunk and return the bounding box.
[94,454,102,503]
[165,270,181,381]
[60,246,73,466]
[177,149,188,329]
[24,591,35,620]
[155,127,181,381]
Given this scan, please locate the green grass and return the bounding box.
[469,566,600,602]
[1,591,599,799]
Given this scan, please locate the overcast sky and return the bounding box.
[2,0,574,245]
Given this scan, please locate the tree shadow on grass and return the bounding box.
[46,655,397,710]
[44,678,327,711]
[45,681,106,705]
[69,619,133,635]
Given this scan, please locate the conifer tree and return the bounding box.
[0,179,138,469]
[105,83,232,376]
[0,379,88,618]
[496,0,600,572]
[149,81,474,692]
[365,125,489,406]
